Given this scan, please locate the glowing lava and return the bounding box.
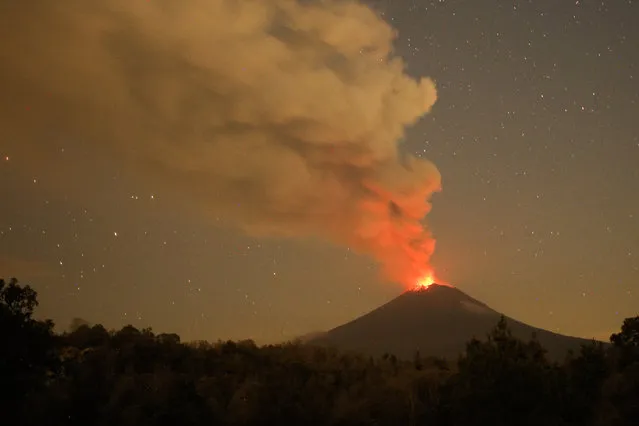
[415,272,436,290]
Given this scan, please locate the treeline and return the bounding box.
[1,277,638,426]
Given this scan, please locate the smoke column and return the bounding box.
[0,0,440,286]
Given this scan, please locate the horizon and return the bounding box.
[1,0,637,345]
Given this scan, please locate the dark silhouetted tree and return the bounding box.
[610,316,639,368]
[0,278,57,425]
[449,316,559,426]
[596,316,639,426]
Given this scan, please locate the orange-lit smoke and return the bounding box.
[0,0,441,288]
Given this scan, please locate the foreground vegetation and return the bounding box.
[2,278,638,426]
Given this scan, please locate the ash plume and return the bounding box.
[0,0,440,285]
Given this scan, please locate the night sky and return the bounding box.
[1,0,638,344]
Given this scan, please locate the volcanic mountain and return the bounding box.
[309,284,599,361]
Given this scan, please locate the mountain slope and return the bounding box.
[309,284,600,361]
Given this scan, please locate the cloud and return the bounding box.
[0,0,440,285]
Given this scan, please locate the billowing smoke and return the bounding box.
[0,0,440,286]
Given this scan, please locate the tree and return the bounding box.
[611,317,639,348]
[596,316,639,425]
[560,341,609,425]
[1,277,39,319]
[65,323,110,349]
[449,316,559,426]
[610,316,639,368]
[0,278,57,425]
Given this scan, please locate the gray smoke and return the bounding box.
[0,0,441,285]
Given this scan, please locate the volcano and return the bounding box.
[309,284,600,361]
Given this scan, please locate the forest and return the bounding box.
[1,277,638,426]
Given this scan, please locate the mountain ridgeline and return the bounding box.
[310,284,601,361]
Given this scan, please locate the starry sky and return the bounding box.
[1,0,638,344]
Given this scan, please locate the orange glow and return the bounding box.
[410,269,452,291]
[415,271,436,290]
